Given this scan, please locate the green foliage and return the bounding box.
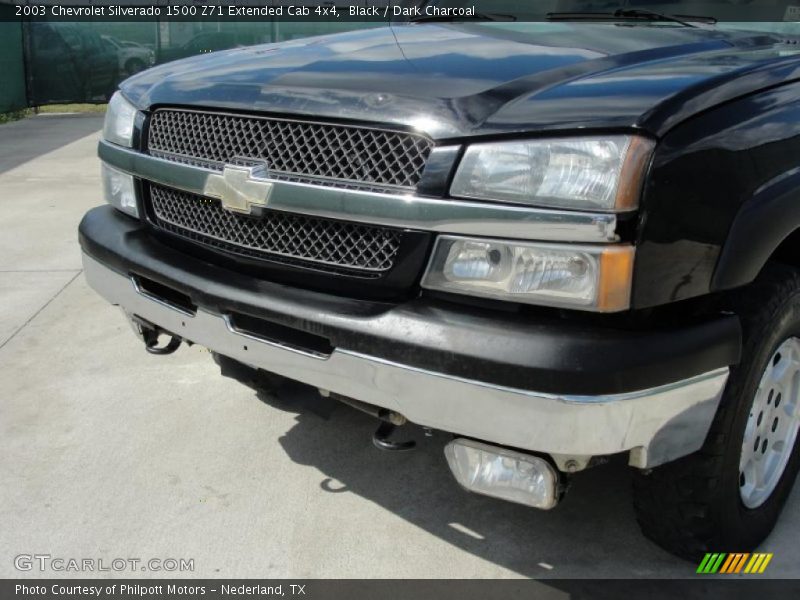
[0,109,33,125]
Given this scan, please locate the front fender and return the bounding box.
[633,82,800,308]
[712,167,800,291]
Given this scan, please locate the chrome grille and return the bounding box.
[147,109,434,191]
[148,185,403,276]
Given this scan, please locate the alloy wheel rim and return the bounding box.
[739,337,800,508]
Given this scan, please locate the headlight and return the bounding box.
[422,236,634,312]
[450,135,654,212]
[102,92,137,148]
[101,163,138,218]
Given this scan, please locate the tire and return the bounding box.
[633,263,800,561]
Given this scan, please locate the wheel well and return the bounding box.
[768,228,800,271]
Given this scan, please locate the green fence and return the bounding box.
[0,8,27,113]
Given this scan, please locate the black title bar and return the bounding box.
[2,1,798,23]
[6,1,427,23]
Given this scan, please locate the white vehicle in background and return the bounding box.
[101,36,155,76]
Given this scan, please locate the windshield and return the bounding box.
[421,1,800,26]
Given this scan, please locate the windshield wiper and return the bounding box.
[546,8,717,27]
[409,12,517,24]
[614,8,717,27]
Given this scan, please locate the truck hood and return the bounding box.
[122,22,800,139]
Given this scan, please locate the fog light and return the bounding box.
[444,439,559,509]
[101,162,138,217]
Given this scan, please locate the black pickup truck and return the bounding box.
[79,2,800,561]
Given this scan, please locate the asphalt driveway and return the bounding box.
[1,114,798,579]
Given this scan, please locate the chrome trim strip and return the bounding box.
[85,253,727,468]
[99,141,619,243]
[348,345,729,406]
[150,149,417,194]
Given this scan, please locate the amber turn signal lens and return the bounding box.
[615,136,656,212]
[597,246,636,312]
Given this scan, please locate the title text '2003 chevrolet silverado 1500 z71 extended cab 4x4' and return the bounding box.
[79,1,800,561]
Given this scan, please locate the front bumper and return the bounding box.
[80,206,741,469]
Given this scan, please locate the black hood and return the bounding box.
[122,22,800,139]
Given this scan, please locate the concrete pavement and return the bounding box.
[1,114,798,579]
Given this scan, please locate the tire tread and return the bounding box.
[633,263,800,560]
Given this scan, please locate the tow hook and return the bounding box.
[126,313,183,356]
[372,421,416,452]
[322,391,416,452]
[144,332,182,355]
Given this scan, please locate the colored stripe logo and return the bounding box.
[697,553,773,574]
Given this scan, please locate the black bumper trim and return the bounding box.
[79,205,742,395]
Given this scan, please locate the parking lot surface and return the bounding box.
[1,114,798,579]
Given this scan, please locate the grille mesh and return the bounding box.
[148,184,402,275]
[147,109,434,191]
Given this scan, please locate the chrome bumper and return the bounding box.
[83,253,729,470]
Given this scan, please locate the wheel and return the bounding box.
[126,59,146,75]
[633,263,800,561]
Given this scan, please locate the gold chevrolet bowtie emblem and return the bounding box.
[203,164,273,215]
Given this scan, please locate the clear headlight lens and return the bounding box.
[102,92,137,148]
[450,136,653,212]
[422,236,634,312]
[101,163,138,217]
